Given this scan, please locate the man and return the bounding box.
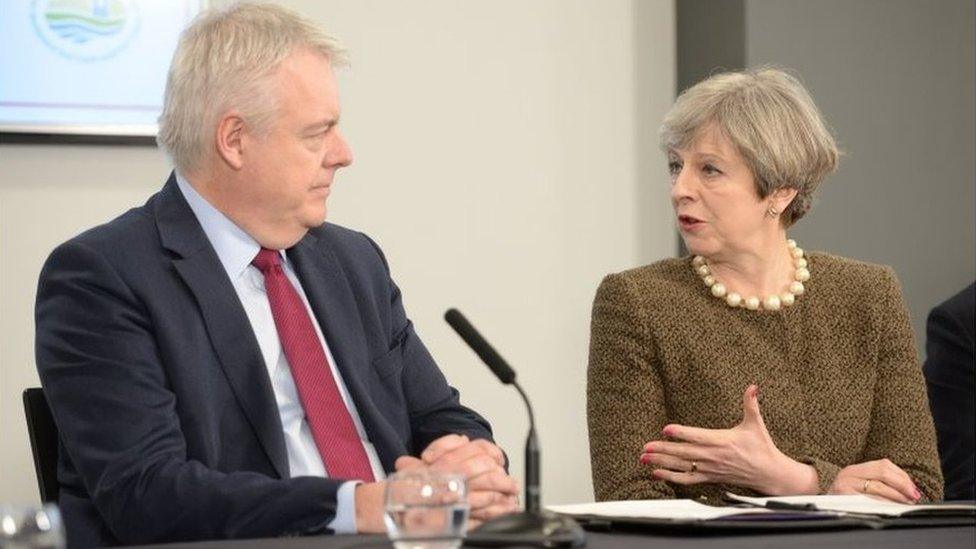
[34,4,517,547]
[924,282,975,501]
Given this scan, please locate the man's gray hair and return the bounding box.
[157,2,346,173]
[660,67,839,226]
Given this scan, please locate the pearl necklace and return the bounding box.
[692,239,810,311]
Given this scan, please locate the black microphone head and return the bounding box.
[444,309,516,384]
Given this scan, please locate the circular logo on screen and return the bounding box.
[32,0,140,62]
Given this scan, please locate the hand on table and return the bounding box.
[639,385,818,495]
[828,459,922,503]
[396,434,520,527]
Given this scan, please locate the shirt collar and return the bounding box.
[175,172,285,280]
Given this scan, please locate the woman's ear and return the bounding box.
[214,112,246,170]
[771,186,799,214]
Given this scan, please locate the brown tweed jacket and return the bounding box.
[587,252,943,503]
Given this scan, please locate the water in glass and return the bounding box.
[0,504,64,549]
[384,471,469,549]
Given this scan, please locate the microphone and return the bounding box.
[444,308,538,511]
[444,309,516,385]
[444,309,585,547]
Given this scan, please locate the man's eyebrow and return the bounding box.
[302,116,339,132]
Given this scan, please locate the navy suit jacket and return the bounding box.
[923,282,975,501]
[35,174,494,547]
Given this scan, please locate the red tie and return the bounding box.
[252,248,375,482]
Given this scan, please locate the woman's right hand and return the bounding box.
[828,459,922,503]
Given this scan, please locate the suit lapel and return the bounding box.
[155,174,289,478]
[288,232,405,472]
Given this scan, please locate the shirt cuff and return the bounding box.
[328,480,362,534]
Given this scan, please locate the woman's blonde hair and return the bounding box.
[660,67,839,226]
[157,2,346,174]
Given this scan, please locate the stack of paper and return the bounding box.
[546,495,975,532]
[726,493,976,517]
[547,499,773,521]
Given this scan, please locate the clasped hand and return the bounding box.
[395,434,520,528]
[356,435,519,532]
[639,385,817,495]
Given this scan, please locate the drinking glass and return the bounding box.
[0,503,64,549]
[384,471,469,549]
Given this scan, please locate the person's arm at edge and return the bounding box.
[588,273,676,500]
[860,267,944,501]
[923,285,975,501]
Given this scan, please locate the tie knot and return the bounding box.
[252,247,282,274]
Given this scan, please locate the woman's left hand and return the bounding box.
[640,385,818,495]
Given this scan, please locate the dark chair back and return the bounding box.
[22,388,59,503]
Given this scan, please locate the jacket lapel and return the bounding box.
[154,174,289,478]
[288,232,406,472]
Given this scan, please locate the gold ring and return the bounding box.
[690,461,698,474]
[862,480,871,493]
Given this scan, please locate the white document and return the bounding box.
[547,499,773,521]
[726,493,976,517]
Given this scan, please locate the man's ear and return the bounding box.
[215,112,246,170]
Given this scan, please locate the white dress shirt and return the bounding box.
[175,174,385,533]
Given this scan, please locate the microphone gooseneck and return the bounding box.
[444,309,584,547]
[512,382,540,514]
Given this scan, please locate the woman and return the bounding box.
[587,68,943,504]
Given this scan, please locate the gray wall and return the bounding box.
[677,0,745,92]
[746,0,976,348]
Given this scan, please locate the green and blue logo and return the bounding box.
[32,0,140,61]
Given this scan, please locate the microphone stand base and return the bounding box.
[465,510,586,547]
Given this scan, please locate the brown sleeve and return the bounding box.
[860,267,944,501]
[587,273,675,501]
[796,456,842,494]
